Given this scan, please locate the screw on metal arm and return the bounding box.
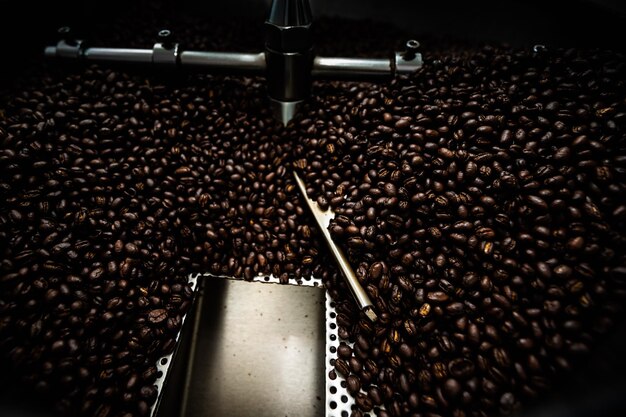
[44,26,85,59]
[153,29,179,66]
[58,26,76,46]
[402,40,420,61]
[158,29,174,49]
[393,39,422,76]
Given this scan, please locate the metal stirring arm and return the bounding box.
[44,0,422,124]
[44,28,268,75]
[293,172,377,322]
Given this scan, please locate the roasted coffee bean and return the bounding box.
[139,385,157,403]
[349,357,363,373]
[369,262,384,280]
[443,378,462,401]
[346,375,361,395]
[355,393,373,412]
[427,292,449,303]
[448,358,475,380]
[334,358,351,377]
[125,242,139,255]
[148,309,168,324]
[368,386,383,405]
[337,344,352,359]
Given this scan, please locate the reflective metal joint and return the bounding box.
[48,26,85,59]
[395,39,423,75]
[153,29,179,66]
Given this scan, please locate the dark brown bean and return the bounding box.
[148,309,168,324]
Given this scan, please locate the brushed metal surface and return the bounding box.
[182,278,326,417]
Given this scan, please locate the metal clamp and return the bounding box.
[44,27,85,59]
[152,29,179,66]
[396,39,423,74]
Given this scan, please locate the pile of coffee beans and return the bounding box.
[1,4,626,417]
[0,65,336,416]
[293,48,626,416]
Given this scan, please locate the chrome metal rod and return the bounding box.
[46,45,420,81]
[312,56,393,79]
[44,46,58,58]
[46,44,266,75]
[84,48,153,63]
[179,51,266,75]
[312,53,422,79]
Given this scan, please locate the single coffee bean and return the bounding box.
[334,358,350,377]
[148,309,168,324]
[346,375,361,394]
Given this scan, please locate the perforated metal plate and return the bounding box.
[325,293,384,417]
[198,272,323,287]
[325,293,355,417]
[153,272,360,417]
[151,274,199,417]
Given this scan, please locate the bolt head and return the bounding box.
[57,26,77,46]
[401,39,421,61]
[406,39,420,51]
[158,29,172,42]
